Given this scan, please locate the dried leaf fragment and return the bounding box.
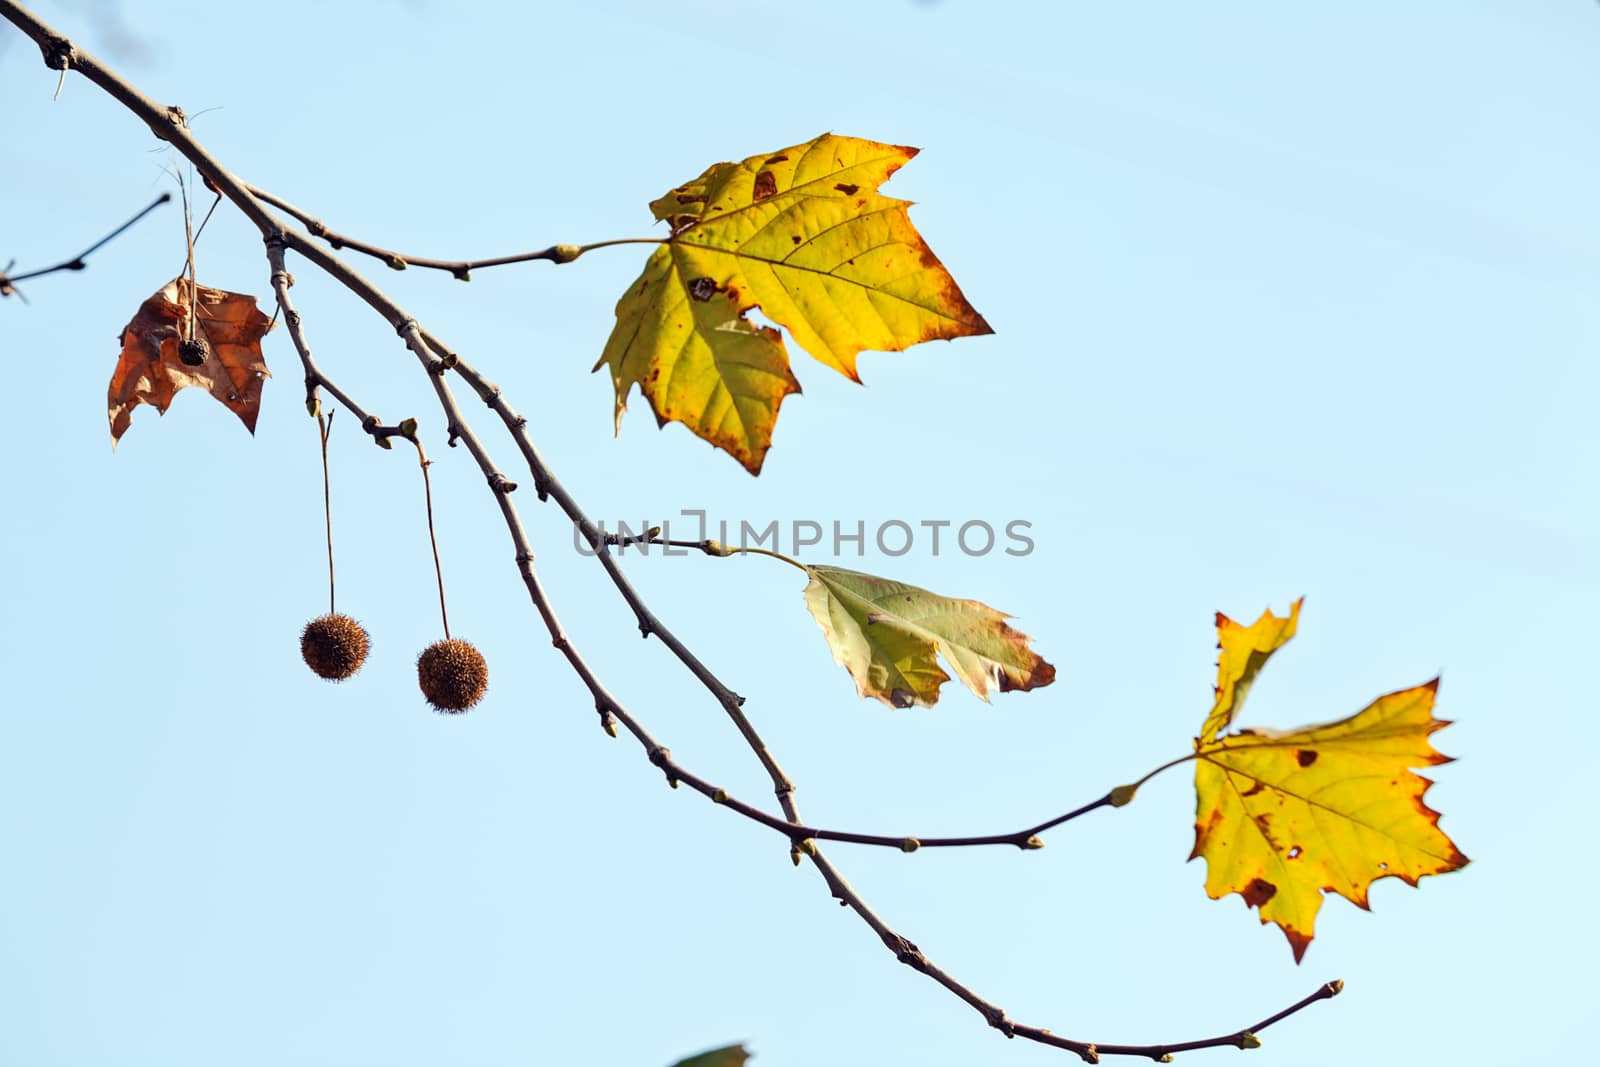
[670,1045,750,1067]
[109,278,273,444]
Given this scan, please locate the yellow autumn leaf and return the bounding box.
[597,133,992,474]
[1189,603,1468,961]
[1199,598,1300,744]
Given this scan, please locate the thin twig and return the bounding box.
[246,183,658,279]
[172,189,223,277]
[266,242,1129,850]
[0,5,1343,1058]
[410,436,451,640]
[603,532,811,574]
[0,191,169,299]
[318,411,336,616]
[424,325,803,811]
[405,326,1323,1060]
[266,240,412,447]
[179,171,198,346]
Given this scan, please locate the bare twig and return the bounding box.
[266,240,413,447]
[317,411,336,615]
[0,191,169,300]
[265,220,1169,854]
[178,171,199,350]
[0,4,1342,1058]
[171,188,222,277]
[409,435,452,640]
[409,309,1324,1063]
[246,183,658,279]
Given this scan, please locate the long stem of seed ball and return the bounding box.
[318,411,336,615]
[411,438,450,639]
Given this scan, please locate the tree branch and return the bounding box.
[0,3,1342,1058]
[266,242,415,447]
[1,191,169,300]
[247,183,658,279]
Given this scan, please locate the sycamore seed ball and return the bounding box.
[417,638,488,713]
[301,613,371,681]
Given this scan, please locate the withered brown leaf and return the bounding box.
[109,278,273,444]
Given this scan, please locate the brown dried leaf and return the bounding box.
[109,278,273,444]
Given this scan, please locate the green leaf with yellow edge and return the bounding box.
[669,1044,749,1067]
[1189,603,1468,962]
[597,133,992,474]
[803,565,1054,708]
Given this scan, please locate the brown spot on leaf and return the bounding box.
[1241,780,1266,797]
[688,277,718,302]
[752,170,778,201]
[791,235,802,245]
[1297,749,1318,768]
[1287,845,1302,859]
[675,193,705,205]
[1242,878,1277,907]
[764,154,789,165]
[1285,929,1312,963]
[834,182,859,195]
[998,655,1056,693]
[1189,809,1225,860]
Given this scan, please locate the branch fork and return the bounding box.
[0,2,1344,1058]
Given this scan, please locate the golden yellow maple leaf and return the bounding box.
[596,133,991,474]
[1189,603,1468,961]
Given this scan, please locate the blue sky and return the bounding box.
[1,2,1595,1065]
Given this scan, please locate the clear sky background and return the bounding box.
[2,2,1595,1065]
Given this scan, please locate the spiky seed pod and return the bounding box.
[301,613,370,681]
[417,638,488,713]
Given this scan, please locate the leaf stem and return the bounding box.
[1110,753,1200,807]
[722,544,809,573]
[605,530,812,574]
